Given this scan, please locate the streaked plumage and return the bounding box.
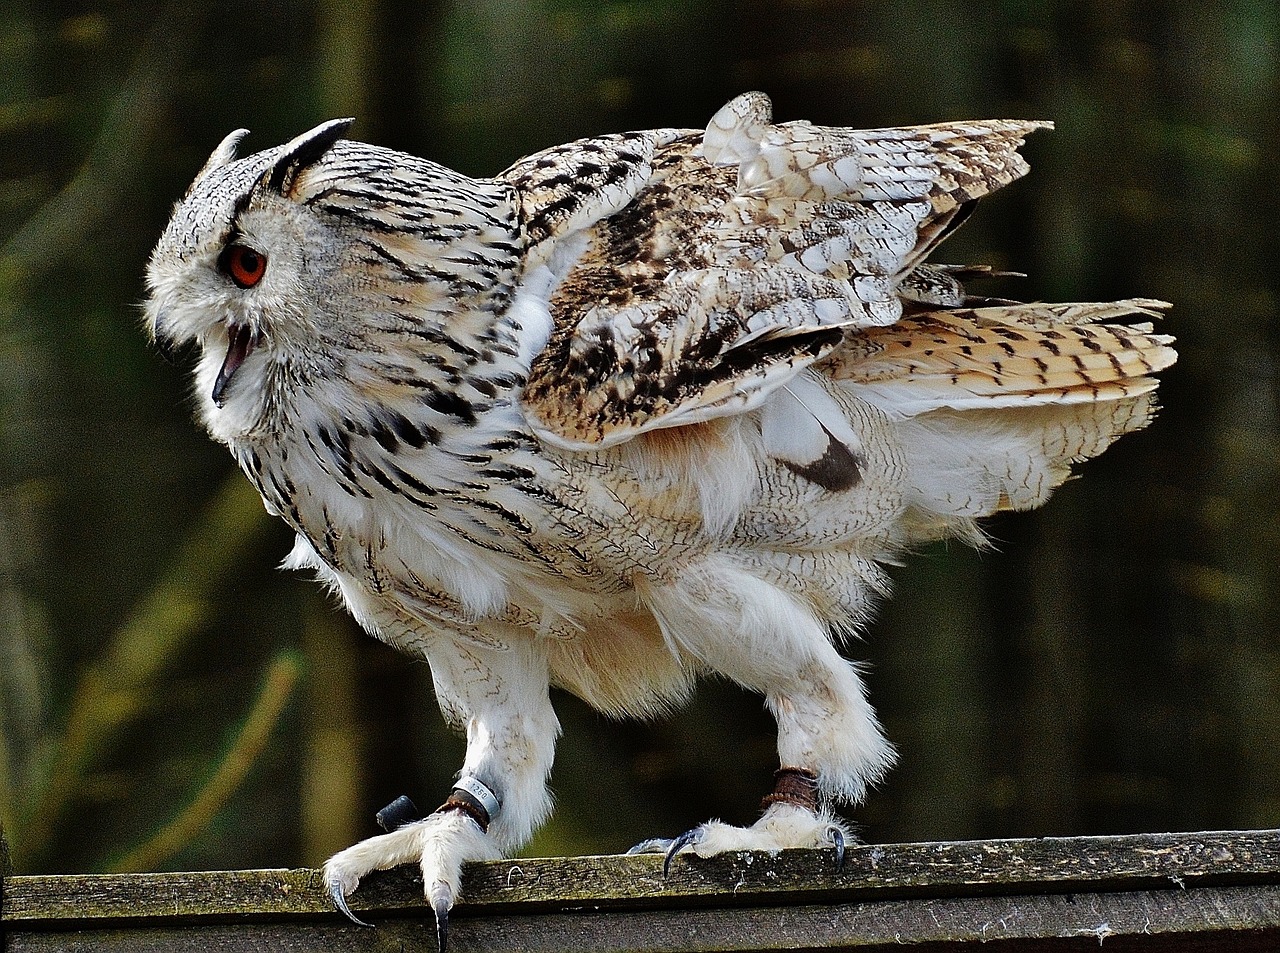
[144,92,1175,941]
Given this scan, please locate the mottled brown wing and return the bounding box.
[511,93,1049,450]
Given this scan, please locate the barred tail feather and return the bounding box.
[826,299,1174,535]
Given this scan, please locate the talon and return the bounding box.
[663,828,701,878]
[327,877,373,928]
[432,895,450,953]
[829,827,846,872]
[626,836,672,855]
[428,880,456,953]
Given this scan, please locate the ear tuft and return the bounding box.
[187,128,250,196]
[264,118,356,196]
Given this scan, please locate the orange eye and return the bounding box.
[221,243,267,288]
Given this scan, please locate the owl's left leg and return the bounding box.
[323,629,557,948]
[631,556,895,866]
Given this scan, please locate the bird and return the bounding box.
[144,91,1175,948]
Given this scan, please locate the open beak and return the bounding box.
[211,322,258,407]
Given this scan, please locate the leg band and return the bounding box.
[760,766,819,813]
[434,775,502,832]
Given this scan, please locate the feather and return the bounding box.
[761,372,864,492]
[829,300,1176,416]
[522,94,1053,449]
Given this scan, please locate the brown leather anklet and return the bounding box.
[434,790,491,832]
[759,766,819,813]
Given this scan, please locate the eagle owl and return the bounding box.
[145,92,1175,941]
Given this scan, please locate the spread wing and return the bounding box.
[504,92,1049,450]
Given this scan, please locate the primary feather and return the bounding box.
[144,92,1174,929]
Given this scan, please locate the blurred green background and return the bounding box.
[2,0,1277,876]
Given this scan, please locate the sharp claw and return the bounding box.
[432,895,450,953]
[663,828,701,878]
[829,827,846,872]
[626,837,671,855]
[328,877,373,928]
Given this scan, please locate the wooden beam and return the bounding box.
[4,830,1280,950]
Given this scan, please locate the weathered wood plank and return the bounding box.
[5,885,1280,952]
[8,830,1280,921]
[397,884,1280,952]
[4,830,1279,951]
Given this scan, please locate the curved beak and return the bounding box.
[211,322,258,406]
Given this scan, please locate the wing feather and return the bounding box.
[829,299,1177,416]
[515,93,1051,450]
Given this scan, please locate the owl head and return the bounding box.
[145,120,362,421]
[144,120,521,443]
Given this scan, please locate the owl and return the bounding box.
[145,92,1175,947]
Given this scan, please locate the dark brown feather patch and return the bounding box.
[781,428,862,492]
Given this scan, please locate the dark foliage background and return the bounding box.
[2,0,1277,874]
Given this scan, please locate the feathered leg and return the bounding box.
[324,629,558,947]
[632,555,894,864]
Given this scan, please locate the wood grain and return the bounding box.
[4,830,1279,951]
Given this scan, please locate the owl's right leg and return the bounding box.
[632,556,895,866]
[323,629,558,949]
